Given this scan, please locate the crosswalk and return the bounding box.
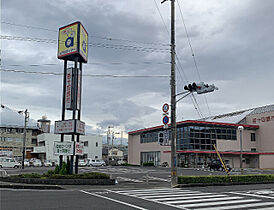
[80,166,156,174]
[110,188,274,209]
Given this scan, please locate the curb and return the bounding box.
[0,183,64,190]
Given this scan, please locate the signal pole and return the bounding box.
[22,109,29,169]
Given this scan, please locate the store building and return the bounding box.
[128,104,274,169]
[32,133,102,161]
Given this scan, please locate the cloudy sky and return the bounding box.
[1,0,274,141]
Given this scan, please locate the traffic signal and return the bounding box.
[184,82,200,92]
[184,82,218,94]
[158,132,164,145]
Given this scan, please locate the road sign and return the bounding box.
[54,119,85,135]
[75,142,84,155]
[163,115,169,125]
[162,103,169,112]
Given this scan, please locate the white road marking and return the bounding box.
[116,188,184,193]
[127,191,200,197]
[145,176,170,182]
[229,191,274,200]
[142,192,211,199]
[80,190,148,210]
[198,202,274,210]
[107,189,187,210]
[166,196,242,204]
[178,199,259,208]
[116,176,143,183]
[153,194,227,201]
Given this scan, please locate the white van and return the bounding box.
[0,157,21,168]
[88,159,106,167]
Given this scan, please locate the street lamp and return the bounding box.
[238,126,244,174]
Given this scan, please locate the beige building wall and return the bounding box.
[128,134,171,166]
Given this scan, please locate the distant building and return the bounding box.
[0,126,42,158]
[37,116,51,133]
[108,148,123,160]
[32,133,102,161]
[128,104,274,169]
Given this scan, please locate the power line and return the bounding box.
[177,0,212,117]
[0,35,169,53]
[2,61,169,67]
[153,0,203,118]
[1,21,169,47]
[0,68,169,78]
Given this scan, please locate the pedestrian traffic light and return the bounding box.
[158,132,164,145]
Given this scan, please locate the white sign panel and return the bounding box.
[76,120,85,135]
[75,142,84,155]
[53,142,74,155]
[65,68,73,110]
[55,120,75,134]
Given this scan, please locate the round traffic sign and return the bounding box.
[163,116,169,125]
[162,103,169,112]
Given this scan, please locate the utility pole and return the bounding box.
[162,0,177,187]
[238,126,244,174]
[170,0,177,187]
[22,109,29,169]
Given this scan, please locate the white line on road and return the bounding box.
[178,199,259,208]
[166,196,242,204]
[152,194,227,201]
[80,190,148,210]
[197,202,274,210]
[107,189,187,210]
[229,191,274,200]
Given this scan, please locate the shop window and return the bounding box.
[251,148,256,152]
[84,141,88,146]
[31,138,37,145]
[251,133,256,142]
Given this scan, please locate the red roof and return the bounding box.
[163,150,274,155]
[128,120,259,135]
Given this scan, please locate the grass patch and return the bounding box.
[178,174,274,184]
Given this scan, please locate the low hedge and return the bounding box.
[16,172,110,180]
[142,162,154,167]
[120,163,140,167]
[178,174,274,184]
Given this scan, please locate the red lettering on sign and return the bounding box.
[266,116,271,122]
[253,118,257,123]
[261,117,265,122]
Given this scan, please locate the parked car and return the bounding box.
[78,159,88,167]
[88,159,106,167]
[24,159,30,167]
[117,159,126,165]
[208,160,231,171]
[32,159,42,167]
[0,157,21,168]
[43,160,53,167]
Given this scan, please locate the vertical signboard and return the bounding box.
[65,68,73,110]
[75,142,84,155]
[79,24,88,63]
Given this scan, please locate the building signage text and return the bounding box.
[252,115,274,124]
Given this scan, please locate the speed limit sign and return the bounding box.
[162,103,169,113]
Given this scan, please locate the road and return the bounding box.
[4,166,274,186]
[1,184,274,210]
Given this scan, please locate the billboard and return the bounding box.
[54,142,74,156]
[54,119,85,135]
[57,21,88,63]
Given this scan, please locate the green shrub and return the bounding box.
[121,163,140,167]
[178,174,274,184]
[142,162,154,167]
[59,162,68,175]
[54,165,60,174]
